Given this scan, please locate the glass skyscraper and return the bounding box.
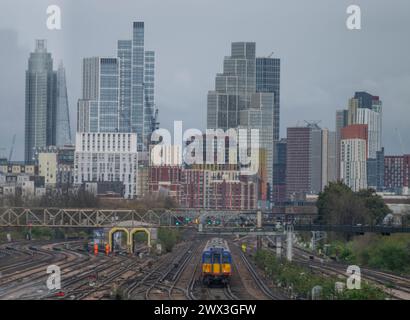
[117,22,156,151]
[207,42,256,131]
[77,57,120,133]
[207,42,279,204]
[25,40,57,163]
[256,57,280,140]
[55,62,72,146]
[78,21,156,149]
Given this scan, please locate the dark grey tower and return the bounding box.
[56,62,72,146]
[25,40,57,163]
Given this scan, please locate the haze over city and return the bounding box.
[1,0,410,161]
[1,0,410,307]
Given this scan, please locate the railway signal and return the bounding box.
[241,243,247,253]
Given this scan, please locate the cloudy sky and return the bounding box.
[0,0,409,160]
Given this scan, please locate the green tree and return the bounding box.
[317,181,367,225]
[356,189,391,225]
[317,182,391,226]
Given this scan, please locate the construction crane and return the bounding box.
[8,134,16,161]
[395,128,405,155]
[267,51,274,58]
[0,147,6,159]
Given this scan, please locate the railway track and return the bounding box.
[61,254,152,300]
[0,242,92,299]
[168,242,204,300]
[236,246,284,300]
[292,246,410,300]
[122,241,196,300]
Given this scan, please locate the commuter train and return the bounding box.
[201,238,232,285]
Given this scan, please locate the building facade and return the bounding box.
[117,22,156,151]
[55,62,72,146]
[272,139,287,203]
[74,132,138,199]
[384,155,410,194]
[207,42,257,131]
[286,124,337,200]
[37,145,75,188]
[340,124,369,191]
[340,139,368,192]
[286,127,311,200]
[77,57,120,133]
[25,40,57,163]
[256,57,280,141]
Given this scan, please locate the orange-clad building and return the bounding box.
[341,124,368,157]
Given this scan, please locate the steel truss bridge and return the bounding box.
[0,207,259,228]
[0,207,409,234]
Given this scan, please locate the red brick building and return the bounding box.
[149,166,257,210]
[384,155,410,193]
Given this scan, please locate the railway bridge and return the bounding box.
[1,207,409,254]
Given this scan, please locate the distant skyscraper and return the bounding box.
[348,92,382,159]
[117,22,156,151]
[286,126,311,200]
[55,62,71,146]
[256,57,280,140]
[335,109,348,180]
[339,92,383,190]
[144,51,156,140]
[286,123,337,200]
[239,92,275,189]
[25,40,57,163]
[207,42,279,204]
[273,139,287,203]
[207,42,256,131]
[321,128,337,189]
[340,124,368,191]
[77,57,120,133]
[367,148,385,191]
[78,22,156,150]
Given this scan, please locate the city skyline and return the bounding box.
[1,0,410,160]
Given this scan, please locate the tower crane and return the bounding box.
[8,134,16,161]
[395,128,405,155]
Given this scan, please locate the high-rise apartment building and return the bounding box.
[335,109,349,180]
[74,132,138,199]
[337,92,383,190]
[25,40,57,163]
[340,124,368,191]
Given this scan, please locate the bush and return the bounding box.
[254,249,386,300]
[157,228,181,252]
[327,234,410,274]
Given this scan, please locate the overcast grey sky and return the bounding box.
[1,0,409,160]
